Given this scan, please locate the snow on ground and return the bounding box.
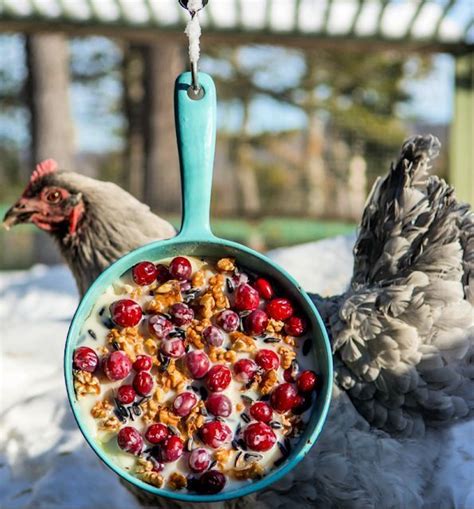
[0,236,472,509]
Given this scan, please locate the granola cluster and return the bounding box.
[72,255,318,495]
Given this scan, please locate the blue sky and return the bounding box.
[0,34,456,153]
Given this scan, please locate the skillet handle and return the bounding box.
[174,72,216,240]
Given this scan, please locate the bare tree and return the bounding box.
[143,40,184,214]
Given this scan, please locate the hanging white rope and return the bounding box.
[184,0,203,66]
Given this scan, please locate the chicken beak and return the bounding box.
[2,200,35,230]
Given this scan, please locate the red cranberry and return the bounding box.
[160,337,185,358]
[234,283,260,311]
[250,402,272,423]
[244,422,276,452]
[155,264,171,284]
[216,310,239,332]
[266,298,294,321]
[186,350,210,379]
[145,423,169,444]
[117,385,136,405]
[233,358,258,383]
[132,261,158,286]
[254,278,274,300]
[285,316,306,337]
[196,470,226,494]
[297,370,318,393]
[169,257,192,280]
[293,393,313,415]
[283,365,298,383]
[206,393,232,417]
[110,299,142,327]
[206,365,232,392]
[148,314,173,339]
[170,303,194,326]
[255,349,280,371]
[202,325,224,347]
[133,355,152,371]
[270,383,298,413]
[188,447,211,473]
[104,351,132,381]
[133,370,154,396]
[160,435,184,462]
[173,391,198,417]
[73,346,99,372]
[200,421,232,448]
[245,309,269,335]
[117,426,143,455]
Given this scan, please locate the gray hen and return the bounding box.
[312,135,473,438]
[3,160,176,295]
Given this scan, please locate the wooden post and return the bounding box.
[26,33,75,265]
[25,33,75,169]
[143,41,184,215]
[450,53,473,205]
[123,43,148,200]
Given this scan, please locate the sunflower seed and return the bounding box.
[264,337,281,344]
[226,278,235,293]
[241,395,254,405]
[235,423,242,437]
[234,451,243,466]
[87,329,97,340]
[190,385,200,393]
[277,442,289,456]
[244,452,263,462]
[98,307,105,316]
[241,413,250,423]
[284,438,292,452]
[239,310,252,318]
[132,404,142,416]
[259,394,270,402]
[208,460,217,470]
[112,341,120,351]
[199,387,208,400]
[270,421,283,429]
[168,328,185,339]
[102,318,115,329]
[186,437,194,452]
[303,338,312,356]
[231,440,240,450]
[274,456,286,467]
[167,425,180,436]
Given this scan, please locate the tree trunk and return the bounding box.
[123,43,148,200]
[25,33,74,266]
[143,41,184,215]
[235,100,260,217]
[303,112,327,217]
[25,33,74,169]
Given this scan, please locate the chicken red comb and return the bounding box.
[31,159,58,183]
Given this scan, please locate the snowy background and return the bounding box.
[1,236,473,508]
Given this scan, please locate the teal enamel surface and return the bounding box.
[64,72,333,502]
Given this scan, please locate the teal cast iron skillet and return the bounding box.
[64,72,333,502]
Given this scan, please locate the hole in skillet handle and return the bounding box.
[187,84,205,100]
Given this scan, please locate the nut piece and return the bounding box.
[283,335,296,347]
[192,270,206,288]
[157,359,189,392]
[159,406,182,428]
[107,327,143,362]
[198,292,216,319]
[217,258,236,272]
[168,472,187,490]
[232,462,265,480]
[208,347,237,364]
[186,325,205,349]
[214,448,232,468]
[209,274,230,310]
[142,471,164,488]
[74,370,100,398]
[141,398,160,424]
[266,319,285,334]
[260,369,278,395]
[91,399,113,419]
[99,416,121,432]
[146,281,182,313]
[278,346,296,369]
[230,332,256,352]
[181,400,206,438]
[135,457,154,475]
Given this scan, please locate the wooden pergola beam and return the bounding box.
[0,18,471,55]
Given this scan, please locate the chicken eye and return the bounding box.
[46,190,62,204]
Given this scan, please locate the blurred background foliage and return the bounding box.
[0,32,452,269]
